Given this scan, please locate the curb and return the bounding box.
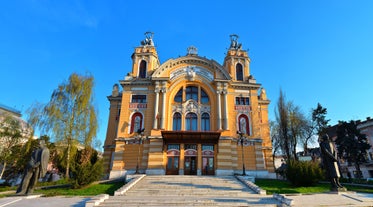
[85,194,109,207]
[273,193,294,206]
[114,174,146,196]
[235,175,267,195]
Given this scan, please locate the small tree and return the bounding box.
[71,146,103,188]
[0,114,28,179]
[335,120,371,178]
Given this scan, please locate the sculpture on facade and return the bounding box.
[16,139,50,195]
[229,34,242,50]
[141,31,154,46]
[319,134,346,191]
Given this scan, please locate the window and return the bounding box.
[130,112,143,134]
[236,63,243,81]
[174,89,182,103]
[173,112,181,131]
[238,114,250,135]
[186,86,198,102]
[235,97,250,105]
[185,113,197,131]
[201,113,210,131]
[139,60,147,78]
[132,95,147,103]
[201,89,209,104]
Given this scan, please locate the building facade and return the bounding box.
[103,33,275,178]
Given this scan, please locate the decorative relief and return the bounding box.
[170,66,213,82]
[172,100,211,115]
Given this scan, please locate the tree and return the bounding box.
[300,103,329,155]
[275,89,291,159]
[312,103,329,137]
[335,120,371,178]
[29,73,98,179]
[0,113,28,179]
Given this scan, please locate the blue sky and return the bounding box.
[1,1,372,148]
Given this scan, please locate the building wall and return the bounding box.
[103,34,274,178]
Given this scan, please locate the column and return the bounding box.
[222,89,228,130]
[217,91,222,130]
[197,144,202,175]
[161,81,167,129]
[153,81,160,129]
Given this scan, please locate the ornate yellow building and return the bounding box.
[103,33,274,178]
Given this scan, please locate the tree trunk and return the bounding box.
[65,143,71,179]
[0,162,6,179]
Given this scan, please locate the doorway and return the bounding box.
[184,156,197,175]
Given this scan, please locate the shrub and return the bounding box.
[70,147,103,188]
[286,159,324,187]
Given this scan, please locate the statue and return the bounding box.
[16,139,50,195]
[140,31,154,46]
[319,134,346,191]
[229,34,242,50]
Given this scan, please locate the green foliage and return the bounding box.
[285,159,324,187]
[312,103,329,137]
[335,121,371,178]
[28,73,99,178]
[0,113,27,179]
[70,147,103,188]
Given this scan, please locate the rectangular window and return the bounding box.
[132,95,147,103]
[235,97,250,105]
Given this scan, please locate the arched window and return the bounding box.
[185,113,197,131]
[186,86,198,102]
[173,112,181,131]
[201,88,209,104]
[201,113,210,131]
[238,114,250,135]
[139,60,147,78]
[130,112,143,134]
[236,63,243,81]
[174,88,182,103]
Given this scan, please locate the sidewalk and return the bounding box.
[0,195,90,207]
[282,192,373,207]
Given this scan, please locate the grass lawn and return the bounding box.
[35,182,124,197]
[0,181,124,197]
[255,179,373,195]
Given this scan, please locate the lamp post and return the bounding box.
[237,131,247,176]
[135,128,146,174]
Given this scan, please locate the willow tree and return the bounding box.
[32,73,98,178]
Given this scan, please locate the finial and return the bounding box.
[187,45,198,55]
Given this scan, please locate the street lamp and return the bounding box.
[237,131,248,176]
[135,128,146,174]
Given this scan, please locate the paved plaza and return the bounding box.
[0,175,372,206]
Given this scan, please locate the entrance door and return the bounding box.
[184,156,197,175]
[202,157,214,175]
[166,156,179,175]
[202,145,215,175]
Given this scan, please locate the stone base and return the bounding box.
[235,170,276,179]
[330,187,348,193]
[109,170,127,179]
[215,169,234,176]
[145,169,165,175]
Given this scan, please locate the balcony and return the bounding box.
[129,103,147,109]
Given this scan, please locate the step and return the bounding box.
[97,175,281,207]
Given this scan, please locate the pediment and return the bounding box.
[151,56,231,81]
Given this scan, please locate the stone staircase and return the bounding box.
[98,175,281,207]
